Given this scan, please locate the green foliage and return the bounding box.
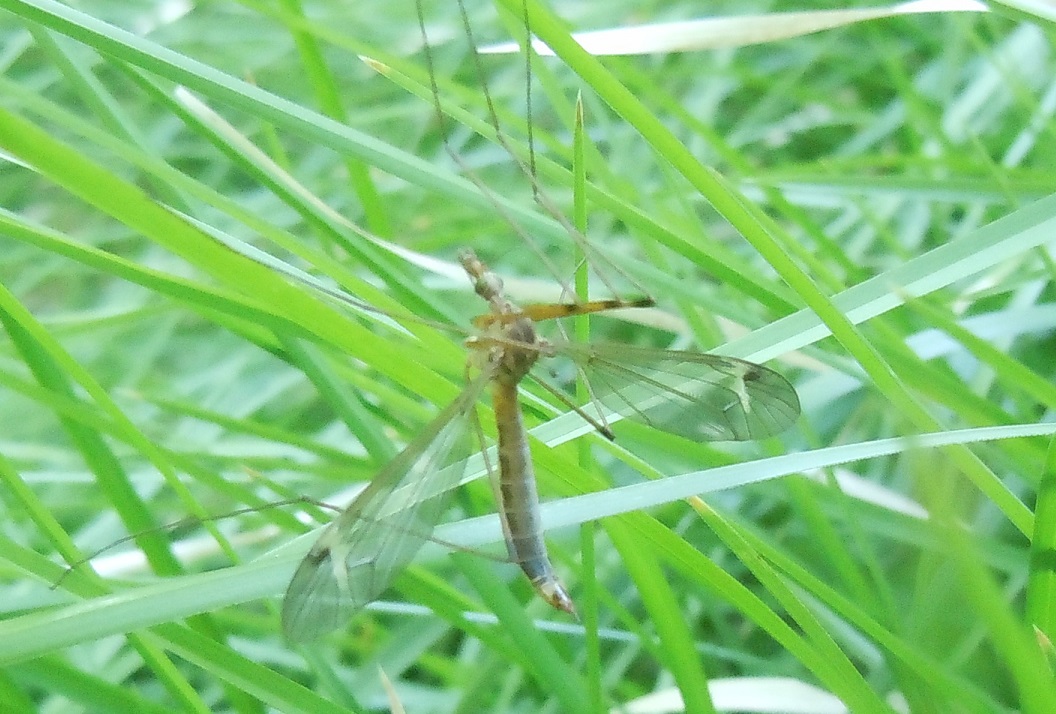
[0,0,1054,711]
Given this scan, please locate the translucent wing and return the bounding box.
[556,342,800,442]
[281,376,488,641]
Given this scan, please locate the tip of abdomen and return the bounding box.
[535,576,577,618]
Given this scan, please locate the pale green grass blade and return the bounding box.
[608,519,717,713]
[482,2,989,55]
[1028,437,1056,648]
[454,553,589,712]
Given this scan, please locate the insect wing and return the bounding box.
[558,343,800,442]
[281,378,487,641]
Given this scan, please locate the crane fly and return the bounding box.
[280,1,799,641]
[280,249,799,640]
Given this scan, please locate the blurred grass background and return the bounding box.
[1,0,1055,712]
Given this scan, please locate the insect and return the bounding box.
[280,248,799,640]
[279,3,800,641]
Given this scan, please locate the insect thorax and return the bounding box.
[496,315,540,382]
